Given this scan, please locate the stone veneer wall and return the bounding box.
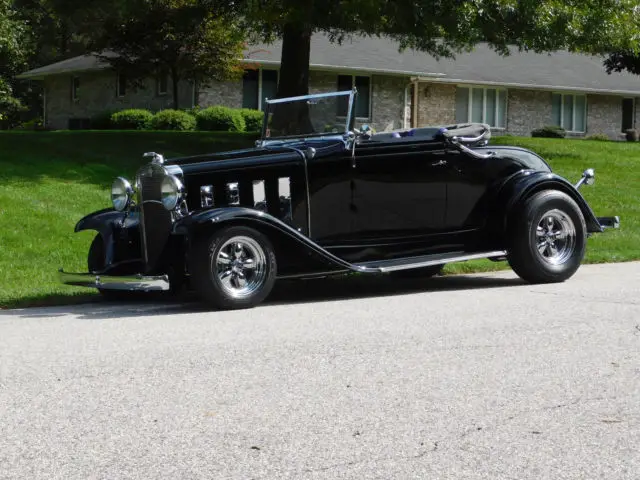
[505,89,552,136]
[45,71,194,129]
[197,79,242,109]
[416,83,456,127]
[586,94,623,139]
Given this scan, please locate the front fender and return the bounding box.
[497,171,603,233]
[74,208,141,267]
[75,208,126,235]
[174,207,354,273]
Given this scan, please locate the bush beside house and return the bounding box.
[151,109,197,131]
[111,109,154,130]
[196,106,246,132]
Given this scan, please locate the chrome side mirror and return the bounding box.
[575,168,595,189]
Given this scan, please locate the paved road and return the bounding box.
[1,262,639,479]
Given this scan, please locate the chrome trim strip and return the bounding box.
[355,250,508,273]
[59,270,170,291]
[264,90,352,105]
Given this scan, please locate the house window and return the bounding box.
[551,93,586,132]
[242,69,278,111]
[117,73,126,97]
[157,74,168,96]
[622,98,634,132]
[71,76,80,101]
[455,86,507,128]
[336,75,371,118]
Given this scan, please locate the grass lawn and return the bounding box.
[0,131,638,308]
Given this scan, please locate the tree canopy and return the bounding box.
[0,0,30,122]
[240,0,640,99]
[83,0,246,109]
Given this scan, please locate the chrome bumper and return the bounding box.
[59,269,170,291]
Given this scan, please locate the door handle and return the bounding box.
[431,159,447,167]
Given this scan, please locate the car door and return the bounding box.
[305,141,354,246]
[349,139,449,243]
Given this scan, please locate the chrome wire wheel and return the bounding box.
[214,236,268,299]
[535,209,577,265]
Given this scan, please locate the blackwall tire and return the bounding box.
[507,190,587,283]
[190,226,277,310]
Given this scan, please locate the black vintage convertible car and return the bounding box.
[60,89,619,309]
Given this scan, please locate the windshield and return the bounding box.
[262,90,356,140]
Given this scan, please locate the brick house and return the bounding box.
[18,34,640,138]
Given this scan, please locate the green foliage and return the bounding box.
[16,117,44,130]
[585,133,610,142]
[196,106,246,132]
[151,109,197,131]
[239,108,264,132]
[86,0,245,109]
[531,125,567,138]
[110,109,153,130]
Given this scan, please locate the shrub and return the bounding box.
[196,106,246,132]
[110,109,153,130]
[239,108,264,132]
[151,109,196,131]
[625,128,638,142]
[586,133,610,141]
[16,117,44,131]
[531,125,566,138]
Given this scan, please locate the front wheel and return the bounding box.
[507,190,587,283]
[190,226,277,309]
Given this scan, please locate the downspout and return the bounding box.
[412,79,419,128]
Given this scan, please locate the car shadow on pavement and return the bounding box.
[7,273,526,320]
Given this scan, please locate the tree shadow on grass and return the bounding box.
[4,272,526,321]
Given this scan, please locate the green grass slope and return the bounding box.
[0,132,637,308]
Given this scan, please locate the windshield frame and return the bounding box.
[260,89,356,143]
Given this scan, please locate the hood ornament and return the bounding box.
[143,151,165,165]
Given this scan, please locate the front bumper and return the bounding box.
[59,269,170,291]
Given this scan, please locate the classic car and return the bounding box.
[59,89,620,309]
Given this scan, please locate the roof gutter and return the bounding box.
[413,76,640,96]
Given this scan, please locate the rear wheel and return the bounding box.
[507,190,586,283]
[190,226,277,309]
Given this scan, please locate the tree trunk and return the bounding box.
[269,23,314,136]
[171,67,180,110]
[276,23,312,99]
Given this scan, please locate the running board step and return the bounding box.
[354,250,507,273]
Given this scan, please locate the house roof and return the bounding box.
[18,34,640,95]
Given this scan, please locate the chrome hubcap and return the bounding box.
[215,236,267,298]
[535,209,576,265]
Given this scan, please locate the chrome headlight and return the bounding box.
[111,177,134,212]
[161,175,184,211]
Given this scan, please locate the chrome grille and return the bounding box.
[136,163,174,272]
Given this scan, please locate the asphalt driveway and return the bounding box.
[1,262,639,479]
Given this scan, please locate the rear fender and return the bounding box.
[497,171,603,234]
[174,207,353,276]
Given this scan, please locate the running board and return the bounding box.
[354,250,507,273]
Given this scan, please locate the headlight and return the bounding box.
[161,175,184,211]
[111,177,134,212]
